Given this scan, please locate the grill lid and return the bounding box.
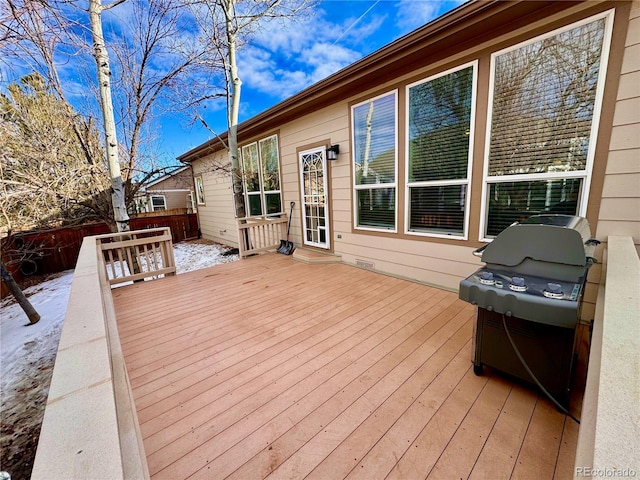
[480,214,595,268]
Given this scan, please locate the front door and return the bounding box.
[299,147,330,249]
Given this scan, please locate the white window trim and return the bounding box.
[241,135,283,217]
[351,89,399,233]
[404,60,478,240]
[479,9,614,242]
[150,194,167,211]
[194,175,205,205]
[259,134,284,215]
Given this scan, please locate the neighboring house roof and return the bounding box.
[178,0,571,163]
[145,166,192,189]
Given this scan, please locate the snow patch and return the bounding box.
[0,240,238,479]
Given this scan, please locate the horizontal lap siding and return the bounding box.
[192,152,238,247]
[278,101,482,291]
[189,2,637,304]
[597,1,640,253]
[586,2,640,322]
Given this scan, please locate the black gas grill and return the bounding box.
[459,214,598,409]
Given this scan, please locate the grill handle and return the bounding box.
[472,243,490,258]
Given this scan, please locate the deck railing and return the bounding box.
[237,214,288,258]
[30,231,639,479]
[97,227,176,285]
[575,236,640,477]
[31,230,167,479]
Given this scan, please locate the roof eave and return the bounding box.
[179,0,567,162]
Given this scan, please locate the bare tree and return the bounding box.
[1,261,40,325]
[1,0,222,230]
[186,0,317,218]
[89,0,130,232]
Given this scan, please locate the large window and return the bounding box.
[352,91,397,231]
[241,134,282,216]
[482,12,612,238]
[406,62,476,238]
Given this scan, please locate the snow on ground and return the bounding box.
[173,240,238,274]
[0,239,238,479]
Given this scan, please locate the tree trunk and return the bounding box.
[89,0,130,233]
[1,262,40,325]
[225,0,245,219]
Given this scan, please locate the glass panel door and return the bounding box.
[299,147,330,249]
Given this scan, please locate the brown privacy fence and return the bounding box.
[1,212,198,297]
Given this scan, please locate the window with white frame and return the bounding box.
[482,12,612,239]
[195,175,205,205]
[241,134,282,216]
[150,195,167,211]
[406,62,476,238]
[352,91,398,231]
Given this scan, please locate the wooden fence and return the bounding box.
[1,213,198,296]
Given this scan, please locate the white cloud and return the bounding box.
[299,42,361,82]
[236,6,384,102]
[395,0,440,31]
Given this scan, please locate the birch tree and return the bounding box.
[2,0,219,230]
[187,0,317,218]
[89,0,130,232]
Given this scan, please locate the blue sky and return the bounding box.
[1,0,464,168]
[160,0,465,164]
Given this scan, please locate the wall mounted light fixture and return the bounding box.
[327,144,340,160]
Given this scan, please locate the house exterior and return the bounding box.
[135,166,197,213]
[179,0,640,323]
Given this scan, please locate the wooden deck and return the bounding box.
[112,253,587,480]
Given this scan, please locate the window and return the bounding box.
[406,62,476,238]
[259,135,282,214]
[151,195,167,211]
[241,134,282,216]
[482,12,612,238]
[195,175,205,205]
[352,91,397,231]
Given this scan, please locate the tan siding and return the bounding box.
[620,43,640,73]
[601,172,640,197]
[598,197,640,221]
[280,102,479,290]
[164,191,189,210]
[616,71,640,99]
[145,190,190,211]
[591,1,640,318]
[597,0,640,252]
[605,148,640,173]
[150,173,193,191]
[191,153,238,247]
[612,97,640,125]
[185,2,637,303]
[609,123,640,150]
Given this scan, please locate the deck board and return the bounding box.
[113,253,585,480]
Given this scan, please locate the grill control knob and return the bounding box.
[543,282,564,299]
[547,283,562,294]
[479,271,495,285]
[509,276,527,292]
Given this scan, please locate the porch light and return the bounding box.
[327,144,340,160]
